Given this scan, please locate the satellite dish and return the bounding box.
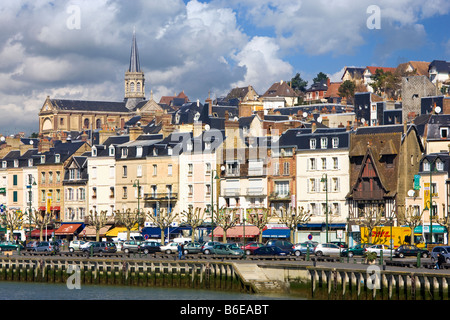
[407,190,415,197]
[30,140,34,145]
[204,124,210,131]
[361,118,366,124]
[0,137,5,142]
[435,106,442,114]
[317,116,323,123]
[303,112,308,118]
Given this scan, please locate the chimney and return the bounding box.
[99,127,116,145]
[239,103,252,118]
[205,92,213,116]
[129,125,143,142]
[38,138,53,153]
[311,122,317,133]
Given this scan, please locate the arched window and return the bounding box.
[96,119,101,129]
[130,82,135,92]
[136,82,141,92]
[84,118,90,129]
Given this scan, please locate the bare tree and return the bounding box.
[278,206,312,244]
[145,208,178,245]
[397,205,423,246]
[28,210,55,242]
[354,206,384,244]
[246,208,271,243]
[180,207,206,243]
[114,208,141,241]
[434,204,450,245]
[1,209,24,241]
[86,210,110,242]
[214,207,240,243]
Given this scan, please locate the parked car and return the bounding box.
[82,241,117,254]
[365,244,394,257]
[330,241,348,249]
[253,246,290,256]
[211,243,244,256]
[26,241,39,251]
[138,241,161,254]
[293,242,315,256]
[122,240,142,254]
[265,240,294,254]
[314,243,342,256]
[242,242,264,255]
[431,246,450,263]
[341,243,373,257]
[68,240,87,252]
[394,245,429,258]
[80,241,92,250]
[182,242,203,254]
[0,241,24,251]
[160,242,179,254]
[201,241,221,255]
[34,241,60,252]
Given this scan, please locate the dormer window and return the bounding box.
[121,148,128,158]
[55,154,60,163]
[436,159,444,171]
[205,142,211,151]
[2,161,6,168]
[14,160,18,168]
[168,147,173,156]
[332,137,339,148]
[187,143,193,152]
[109,145,115,157]
[136,146,143,158]
[41,155,45,164]
[153,148,158,156]
[92,147,97,157]
[423,160,430,172]
[321,137,328,149]
[310,139,316,150]
[440,128,449,139]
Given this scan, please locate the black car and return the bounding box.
[138,241,161,254]
[253,246,290,256]
[394,245,429,258]
[82,241,116,254]
[264,240,294,254]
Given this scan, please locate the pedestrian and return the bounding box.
[436,253,445,269]
[178,243,183,260]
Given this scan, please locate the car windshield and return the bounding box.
[228,244,239,249]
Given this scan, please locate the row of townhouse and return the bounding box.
[2,116,446,245]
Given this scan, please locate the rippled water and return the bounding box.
[0,281,300,300]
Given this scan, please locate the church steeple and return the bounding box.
[125,29,145,108]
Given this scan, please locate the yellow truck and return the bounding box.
[360,226,425,249]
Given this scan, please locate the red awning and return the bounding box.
[30,229,54,238]
[212,226,260,238]
[55,224,82,235]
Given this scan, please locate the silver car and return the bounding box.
[431,246,450,263]
[313,243,341,256]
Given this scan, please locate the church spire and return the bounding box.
[125,29,145,106]
[129,28,141,73]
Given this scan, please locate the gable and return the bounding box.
[138,99,164,114]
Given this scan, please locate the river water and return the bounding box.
[0,281,301,300]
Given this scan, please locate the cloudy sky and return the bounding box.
[0,0,449,135]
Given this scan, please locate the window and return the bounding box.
[79,188,85,200]
[153,164,157,176]
[321,137,328,149]
[283,162,290,175]
[121,148,128,158]
[2,161,6,168]
[56,189,61,202]
[273,162,280,175]
[275,181,289,197]
[310,139,316,150]
[206,184,211,195]
[55,154,60,163]
[423,160,430,172]
[205,163,211,175]
[13,191,18,203]
[440,128,449,138]
[226,161,239,175]
[333,157,339,170]
[136,146,143,158]
[109,146,115,157]
[56,171,61,182]
[188,163,193,175]
[122,187,127,199]
[168,164,173,176]
[13,175,17,186]
[67,188,74,201]
[309,179,317,192]
[309,158,316,170]
[321,158,327,170]
[48,172,53,184]
[14,160,18,168]
[41,172,46,184]
[137,165,142,177]
[168,147,173,156]
[436,159,444,171]
[188,185,193,197]
[332,178,340,192]
[122,166,127,178]
[332,137,339,148]
[110,187,115,198]
[92,187,97,199]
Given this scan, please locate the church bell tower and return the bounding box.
[125,29,145,109]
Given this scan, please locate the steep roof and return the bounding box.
[262,81,298,97]
[50,99,129,113]
[365,66,396,75]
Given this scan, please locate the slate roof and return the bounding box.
[50,99,129,113]
[429,60,450,73]
[261,81,298,97]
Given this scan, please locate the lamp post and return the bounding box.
[210,168,221,240]
[321,173,329,243]
[132,179,141,230]
[27,176,37,243]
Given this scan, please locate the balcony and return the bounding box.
[246,187,265,196]
[144,193,178,201]
[268,192,291,201]
[223,188,240,197]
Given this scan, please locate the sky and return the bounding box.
[0,0,449,135]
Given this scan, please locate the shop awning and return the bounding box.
[79,225,112,238]
[141,227,188,239]
[55,224,83,236]
[262,228,291,238]
[30,229,54,238]
[212,226,260,238]
[106,227,138,237]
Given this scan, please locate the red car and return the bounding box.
[242,242,264,255]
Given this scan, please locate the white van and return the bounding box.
[172,237,192,244]
[113,232,145,242]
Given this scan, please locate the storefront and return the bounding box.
[211,225,260,242]
[415,224,448,244]
[54,223,84,241]
[296,223,347,244]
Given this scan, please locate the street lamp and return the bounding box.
[27,176,37,243]
[132,179,141,229]
[321,173,329,243]
[210,168,221,240]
